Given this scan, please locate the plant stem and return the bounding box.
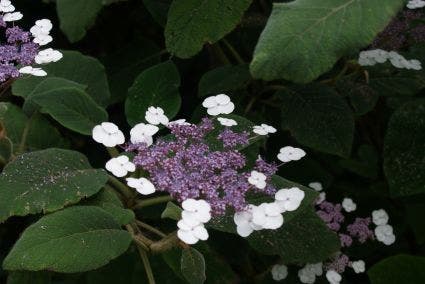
[107,147,120,157]
[137,245,156,284]
[210,43,230,65]
[108,175,134,200]
[222,39,245,64]
[136,220,167,238]
[133,195,173,210]
[17,113,36,154]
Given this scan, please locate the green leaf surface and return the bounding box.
[3,206,132,273]
[250,0,404,83]
[198,65,251,97]
[143,0,172,27]
[384,99,425,196]
[165,0,252,58]
[181,248,206,284]
[13,51,110,107]
[31,87,108,135]
[7,271,51,284]
[368,254,425,284]
[279,84,354,157]
[0,149,108,222]
[125,61,181,126]
[161,201,182,221]
[0,137,12,164]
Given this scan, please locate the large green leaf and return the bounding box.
[0,149,108,222]
[13,51,110,107]
[165,0,252,58]
[125,61,181,126]
[143,0,172,27]
[3,206,132,273]
[368,255,425,284]
[384,99,425,196]
[279,84,354,157]
[31,87,108,135]
[250,0,404,83]
[7,271,51,284]
[181,248,206,284]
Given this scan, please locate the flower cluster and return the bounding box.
[358,49,422,70]
[0,0,61,82]
[92,94,308,245]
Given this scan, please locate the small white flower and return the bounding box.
[275,187,305,212]
[252,124,277,136]
[351,260,366,273]
[33,34,53,46]
[375,224,396,245]
[126,177,156,195]
[233,205,263,237]
[298,263,322,284]
[34,48,63,64]
[92,122,125,147]
[342,198,357,212]
[33,19,53,34]
[326,270,342,284]
[271,264,288,281]
[309,182,323,191]
[0,0,14,13]
[177,220,209,245]
[277,146,306,163]
[217,117,237,127]
[181,199,211,226]
[407,0,425,9]
[105,155,136,177]
[18,66,47,77]
[3,11,22,21]
[372,209,389,226]
[129,123,159,146]
[248,170,267,189]
[168,119,190,126]
[251,202,284,230]
[202,94,235,116]
[316,192,326,205]
[145,106,169,125]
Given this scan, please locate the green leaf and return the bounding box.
[165,0,252,58]
[0,137,12,164]
[3,206,132,273]
[250,0,404,83]
[0,103,26,145]
[384,99,425,196]
[142,0,172,27]
[368,254,425,284]
[279,84,354,157]
[7,271,51,284]
[56,0,114,42]
[0,148,108,222]
[369,69,425,97]
[31,87,108,135]
[125,61,181,126]
[161,201,182,221]
[198,65,251,97]
[181,248,206,284]
[13,50,110,107]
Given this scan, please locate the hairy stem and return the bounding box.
[222,39,245,65]
[136,220,167,238]
[133,195,173,210]
[137,245,156,284]
[108,175,134,200]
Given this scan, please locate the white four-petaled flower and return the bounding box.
[375,224,396,245]
[326,270,342,284]
[277,146,306,163]
[298,263,323,284]
[253,124,277,136]
[0,0,14,13]
[202,94,235,116]
[251,202,284,230]
[34,48,63,64]
[351,260,366,273]
[92,122,125,147]
[129,123,159,146]
[271,264,288,281]
[126,177,156,195]
[3,11,22,21]
[372,209,389,226]
[18,66,47,77]
[145,106,169,125]
[181,199,212,226]
[275,187,305,212]
[248,170,267,189]
[177,220,209,245]
[342,198,357,212]
[217,117,237,127]
[105,155,136,177]
[233,205,262,237]
[309,182,323,191]
[407,0,425,10]
[30,19,53,46]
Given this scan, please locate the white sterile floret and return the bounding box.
[217,117,237,127]
[275,187,305,212]
[18,66,47,77]
[277,146,306,163]
[233,205,263,237]
[316,192,326,205]
[177,220,209,245]
[248,170,267,189]
[358,49,388,66]
[0,0,14,13]
[251,202,284,230]
[326,270,342,284]
[3,11,22,21]
[181,199,211,226]
[202,94,235,116]
[372,209,389,226]
[130,123,159,146]
[34,48,63,64]
[351,260,366,273]
[309,182,323,191]
[253,124,277,136]
[342,198,357,212]
[298,263,323,284]
[168,119,190,126]
[33,34,53,46]
[407,0,425,9]
[145,106,169,125]
[105,155,136,177]
[92,122,125,147]
[126,177,156,195]
[271,264,288,281]
[375,224,396,245]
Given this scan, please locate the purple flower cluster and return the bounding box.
[347,217,374,243]
[0,16,39,82]
[127,118,277,215]
[325,254,350,273]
